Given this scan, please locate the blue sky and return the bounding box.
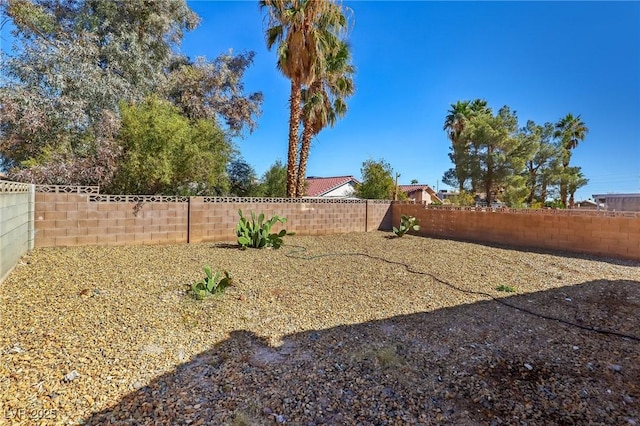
[182,0,640,201]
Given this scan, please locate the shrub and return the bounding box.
[236,209,294,249]
[392,215,420,237]
[190,266,232,300]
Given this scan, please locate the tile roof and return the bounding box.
[305,176,359,197]
[398,184,433,194]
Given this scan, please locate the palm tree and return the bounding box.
[296,40,354,197]
[443,99,489,192]
[554,113,588,206]
[565,166,588,209]
[443,100,471,147]
[261,0,348,197]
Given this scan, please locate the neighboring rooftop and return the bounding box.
[305,176,360,197]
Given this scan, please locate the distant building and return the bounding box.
[592,193,640,212]
[437,190,458,203]
[574,199,599,210]
[398,184,442,204]
[305,176,359,198]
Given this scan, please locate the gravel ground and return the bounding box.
[1,231,639,425]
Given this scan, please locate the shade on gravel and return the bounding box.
[1,231,639,425]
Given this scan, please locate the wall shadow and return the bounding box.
[85,279,640,425]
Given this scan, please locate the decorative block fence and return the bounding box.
[392,203,640,261]
[0,181,35,283]
[2,182,640,287]
[33,188,393,248]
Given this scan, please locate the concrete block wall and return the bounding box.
[365,200,393,232]
[35,193,188,247]
[34,194,392,247]
[393,203,640,261]
[189,197,369,243]
[1,181,35,283]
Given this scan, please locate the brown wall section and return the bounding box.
[34,194,391,247]
[35,193,188,247]
[33,193,640,262]
[189,198,370,243]
[392,203,640,261]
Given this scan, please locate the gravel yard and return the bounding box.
[1,231,639,425]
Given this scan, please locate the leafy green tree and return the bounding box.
[164,53,263,136]
[460,106,535,206]
[227,157,259,197]
[1,0,261,187]
[554,113,588,206]
[521,121,563,205]
[0,0,197,174]
[261,0,349,197]
[111,96,232,195]
[257,160,287,197]
[448,190,476,206]
[355,159,396,199]
[443,99,490,192]
[297,40,355,197]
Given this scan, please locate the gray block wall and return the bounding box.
[1,181,35,284]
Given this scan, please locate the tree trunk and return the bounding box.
[287,80,302,198]
[559,153,571,207]
[296,114,314,197]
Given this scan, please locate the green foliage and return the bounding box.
[1,1,262,187]
[112,96,232,195]
[236,210,294,249]
[392,215,420,237]
[355,158,396,199]
[545,199,566,209]
[449,190,476,207]
[190,266,233,300]
[496,284,516,293]
[227,157,259,197]
[257,160,287,197]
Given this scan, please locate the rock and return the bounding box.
[609,364,622,373]
[7,344,24,354]
[63,370,80,382]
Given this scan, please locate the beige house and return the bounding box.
[398,184,442,204]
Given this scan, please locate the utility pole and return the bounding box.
[394,173,400,201]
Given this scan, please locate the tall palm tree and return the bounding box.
[443,99,489,192]
[554,113,588,206]
[443,100,471,147]
[261,0,348,197]
[296,40,354,197]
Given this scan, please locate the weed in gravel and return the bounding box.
[496,284,516,293]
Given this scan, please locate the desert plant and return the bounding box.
[190,266,232,300]
[495,284,516,293]
[392,215,420,237]
[236,209,294,249]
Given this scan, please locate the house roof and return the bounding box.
[305,176,359,197]
[398,184,432,194]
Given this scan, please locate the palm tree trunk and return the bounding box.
[296,115,314,197]
[287,80,302,198]
[560,154,570,207]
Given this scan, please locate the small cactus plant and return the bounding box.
[190,266,232,300]
[236,209,294,249]
[392,215,420,237]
